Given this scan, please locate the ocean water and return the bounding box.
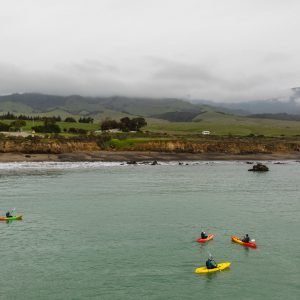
[0,161,299,300]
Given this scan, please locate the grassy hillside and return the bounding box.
[0,93,204,116]
[1,93,300,138]
[0,101,34,113]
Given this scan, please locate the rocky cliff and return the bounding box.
[0,138,100,154]
[0,137,299,154]
[123,139,300,154]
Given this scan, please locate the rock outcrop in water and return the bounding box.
[248,163,269,172]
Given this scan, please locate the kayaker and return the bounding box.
[206,257,217,269]
[242,234,250,243]
[201,231,208,239]
[6,211,13,218]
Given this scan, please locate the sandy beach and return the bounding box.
[0,151,300,162]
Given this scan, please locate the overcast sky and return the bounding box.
[1,0,300,102]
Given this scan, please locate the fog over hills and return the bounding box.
[194,87,300,115]
[1,1,300,103]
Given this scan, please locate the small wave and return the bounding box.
[0,161,122,170]
[0,160,295,171]
[0,160,228,170]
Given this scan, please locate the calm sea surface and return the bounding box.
[0,161,299,299]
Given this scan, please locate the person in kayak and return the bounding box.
[6,211,13,218]
[206,257,217,269]
[201,231,208,239]
[242,234,250,243]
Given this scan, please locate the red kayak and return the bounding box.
[231,236,257,248]
[196,234,214,243]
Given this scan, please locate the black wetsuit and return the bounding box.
[201,232,208,239]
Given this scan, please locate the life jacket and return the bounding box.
[206,260,216,269]
[242,236,250,242]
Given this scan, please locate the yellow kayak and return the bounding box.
[195,262,231,274]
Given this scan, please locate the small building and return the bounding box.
[202,130,211,135]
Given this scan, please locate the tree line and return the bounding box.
[0,112,93,123]
[101,117,147,132]
[0,118,84,134]
[0,114,147,134]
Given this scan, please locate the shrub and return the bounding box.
[68,128,88,134]
[32,118,61,133]
[0,122,10,131]
[64,117,77,123]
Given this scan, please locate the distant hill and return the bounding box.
[195,87,300,115]
[0,93,217,121]
[2,93,300,137]
[151,111,203,122]
[247,113,300,121]
[216,99,300,115]
[2,91,300,123]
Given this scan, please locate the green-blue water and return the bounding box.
[0,161,299,299]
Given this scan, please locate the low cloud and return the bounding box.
[1,1,300,102]
[0,56,299,102]
[0,62,128,97]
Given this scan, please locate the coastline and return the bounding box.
[0,151,300,162]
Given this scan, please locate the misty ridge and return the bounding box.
[0,88,300,123]
[199,87,300,115]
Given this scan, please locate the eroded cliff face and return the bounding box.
[0,138,299,154]
[0,140,100,154]
[125,140,300,154]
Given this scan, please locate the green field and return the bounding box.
[108,138,154,149]
[146,113,300,137]
[1,111,300,138]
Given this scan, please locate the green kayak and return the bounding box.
[0,215,23,221]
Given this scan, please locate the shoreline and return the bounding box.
[0,151,300,162]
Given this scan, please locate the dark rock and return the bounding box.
[178,162,183,165]
[248,163,269,172]
[127,160,137,165]
[151,160,158,165]
[246,161,253,164]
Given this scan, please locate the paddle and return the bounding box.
[212,259,221,272]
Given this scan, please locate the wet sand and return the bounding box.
[0,151,300,162]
